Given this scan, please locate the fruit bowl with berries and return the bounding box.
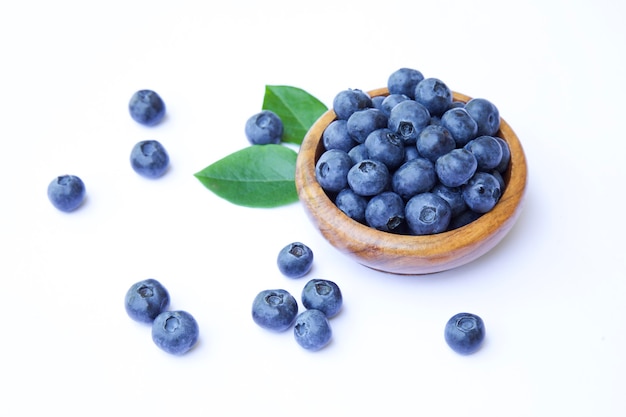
[295,68,527,275]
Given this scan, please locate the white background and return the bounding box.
[1,1,624,416]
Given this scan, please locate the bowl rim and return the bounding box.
[295,87,527,274]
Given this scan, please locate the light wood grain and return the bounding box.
[295,88,527,275]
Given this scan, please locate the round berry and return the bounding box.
[332,89,373,120]
[152,310,199,355]
[347,108,388,144]
[416,124,456,163]
[364,128,405,171]
[301,279,343,318]
[465,98,500,136]
[315,149,353,193]
[414,77,453,117]
[322,120,357,152]
[435,148,477,188]
[294,309,332,351]
[405,192,452,235]
[391,158,437,200]
[365,191,406,233]
[252,289,298,332]
[125,278,170,324]
[464,135,503,171]
[335,188,368,223]
[387,67,424,99]
[462,172,502,213]
[388,100,431,145]
[130,139,170,179]
[440,107,478,147]
[277,242,314,278]
[47,174,86,212]
[245,110,284,145]
[347,159,390,197]
[129,89,166,126]
[444,312,485,355]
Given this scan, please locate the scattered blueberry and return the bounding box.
[252,289,298,332]
[277,242,314,278]
[293,309,332,351]
[125,278,171,324]
[405,192,452,235]
[129,89,166,126]
[130,139,170,179]
[151,310,199,355]
[47,174,86,212]
[301,279,343,318]
[444,312,485,355]
[245,110,284,145]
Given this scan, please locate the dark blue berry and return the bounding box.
[277,242,314,278]
[348,143,369,164]
[301,279,343,318]
[440,107,478,147]
[464,135,503,171]
[129,89,166,126]
[130,140,170,179]
[391,158,436,200]
[380,93,410,117]
[47,174,86,212]
[414,78,453,117]
[444,312,485,355]
[335,188,368,223]
[465,98,500,136]
[405,192,452,235]
[252,289,299,332]
[125,278,170,324]
[245,110,283,145]
[387,67,424,99]
[364,128,405,171]
[387,100,431,145]
[416,124,456,163]
[322,120,357,152]
[462,172,502,213]
[494,136,511,173]
[347,159,390,197]
[332,89,372,120]
[365,191,406,233]
[431,183,467,218]
[294,309,332,351]
[347,108,388,144]
[435,148,477,187]
[152,310,199,355]
[448,209,483,230]
[315,149,353,193]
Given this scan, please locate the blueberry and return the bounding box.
[435,148,478,187]
[440,107,478,147]
[464,135,503,171]
[465,98,500,136]
[125,278,170,324]
[414,78,453,117]
[371,95,385,111]
[444,312,485,355]
[387,100,431,145]
[387,67,424,99]
[277,242,314,278]
[47,174,86,212]
[462,172,502,213]
[431,183,467,218]
[348,143,369,165]
[335,188,368,223]
[365,191,406,233]
[346,108,388,144]
[347,159,390,197]
[322,120,357,152]
[152,310,199,355]
[293,309,332,351]
[301,279,343,318]
[392,158,437,200]
[364,128,405,171]
[448,209,483,230]
[405,192,452,235]
[403,145,420,162]
[315,149,353,193]
[245,110,284,145]
[416,124,456,163]
[494,136,511,173]
[130,139,170,178]
[252,289,298,332]
[380,93,410,117]
[129,89,166,126]
[332,89,373,120]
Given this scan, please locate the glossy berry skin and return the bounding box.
[416,124,456,163]
[405,192,452,235]
[332,89,372,120]
[252,289,298,332]
[387,67,424,99]
[347,108,388,144]
[365,191,406,233]
[364,128,405,171]
[462,172,502,213]
[152,310,199,355]
[444,312,485,355]
[335,188,368,223]
[129,89,166,126]
[388,99,431,145]
[322,120,357,152]
[440,107,478,147]
[465,98,500,136]
[347,159,390,197]
[293,309,332,351]
[245,110,284,145]
[301,279,343,318]
[315,149,353,193]
[125,278,170,324]
[414,78,453,117]
[130,140,170,178]
[464,135,503,171]
[47,175,86,212]
[277,242,314,278]
[391,158,436,200]
[435,148,478,188]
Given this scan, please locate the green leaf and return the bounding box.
[263,85,328,145]
[194,144,299,208]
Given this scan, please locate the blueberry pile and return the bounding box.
[316,68,511,235]
[253,243,343,351]
[125,278,200,355]
[47,89,170,213]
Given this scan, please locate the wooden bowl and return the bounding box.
[295,88,527,275]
